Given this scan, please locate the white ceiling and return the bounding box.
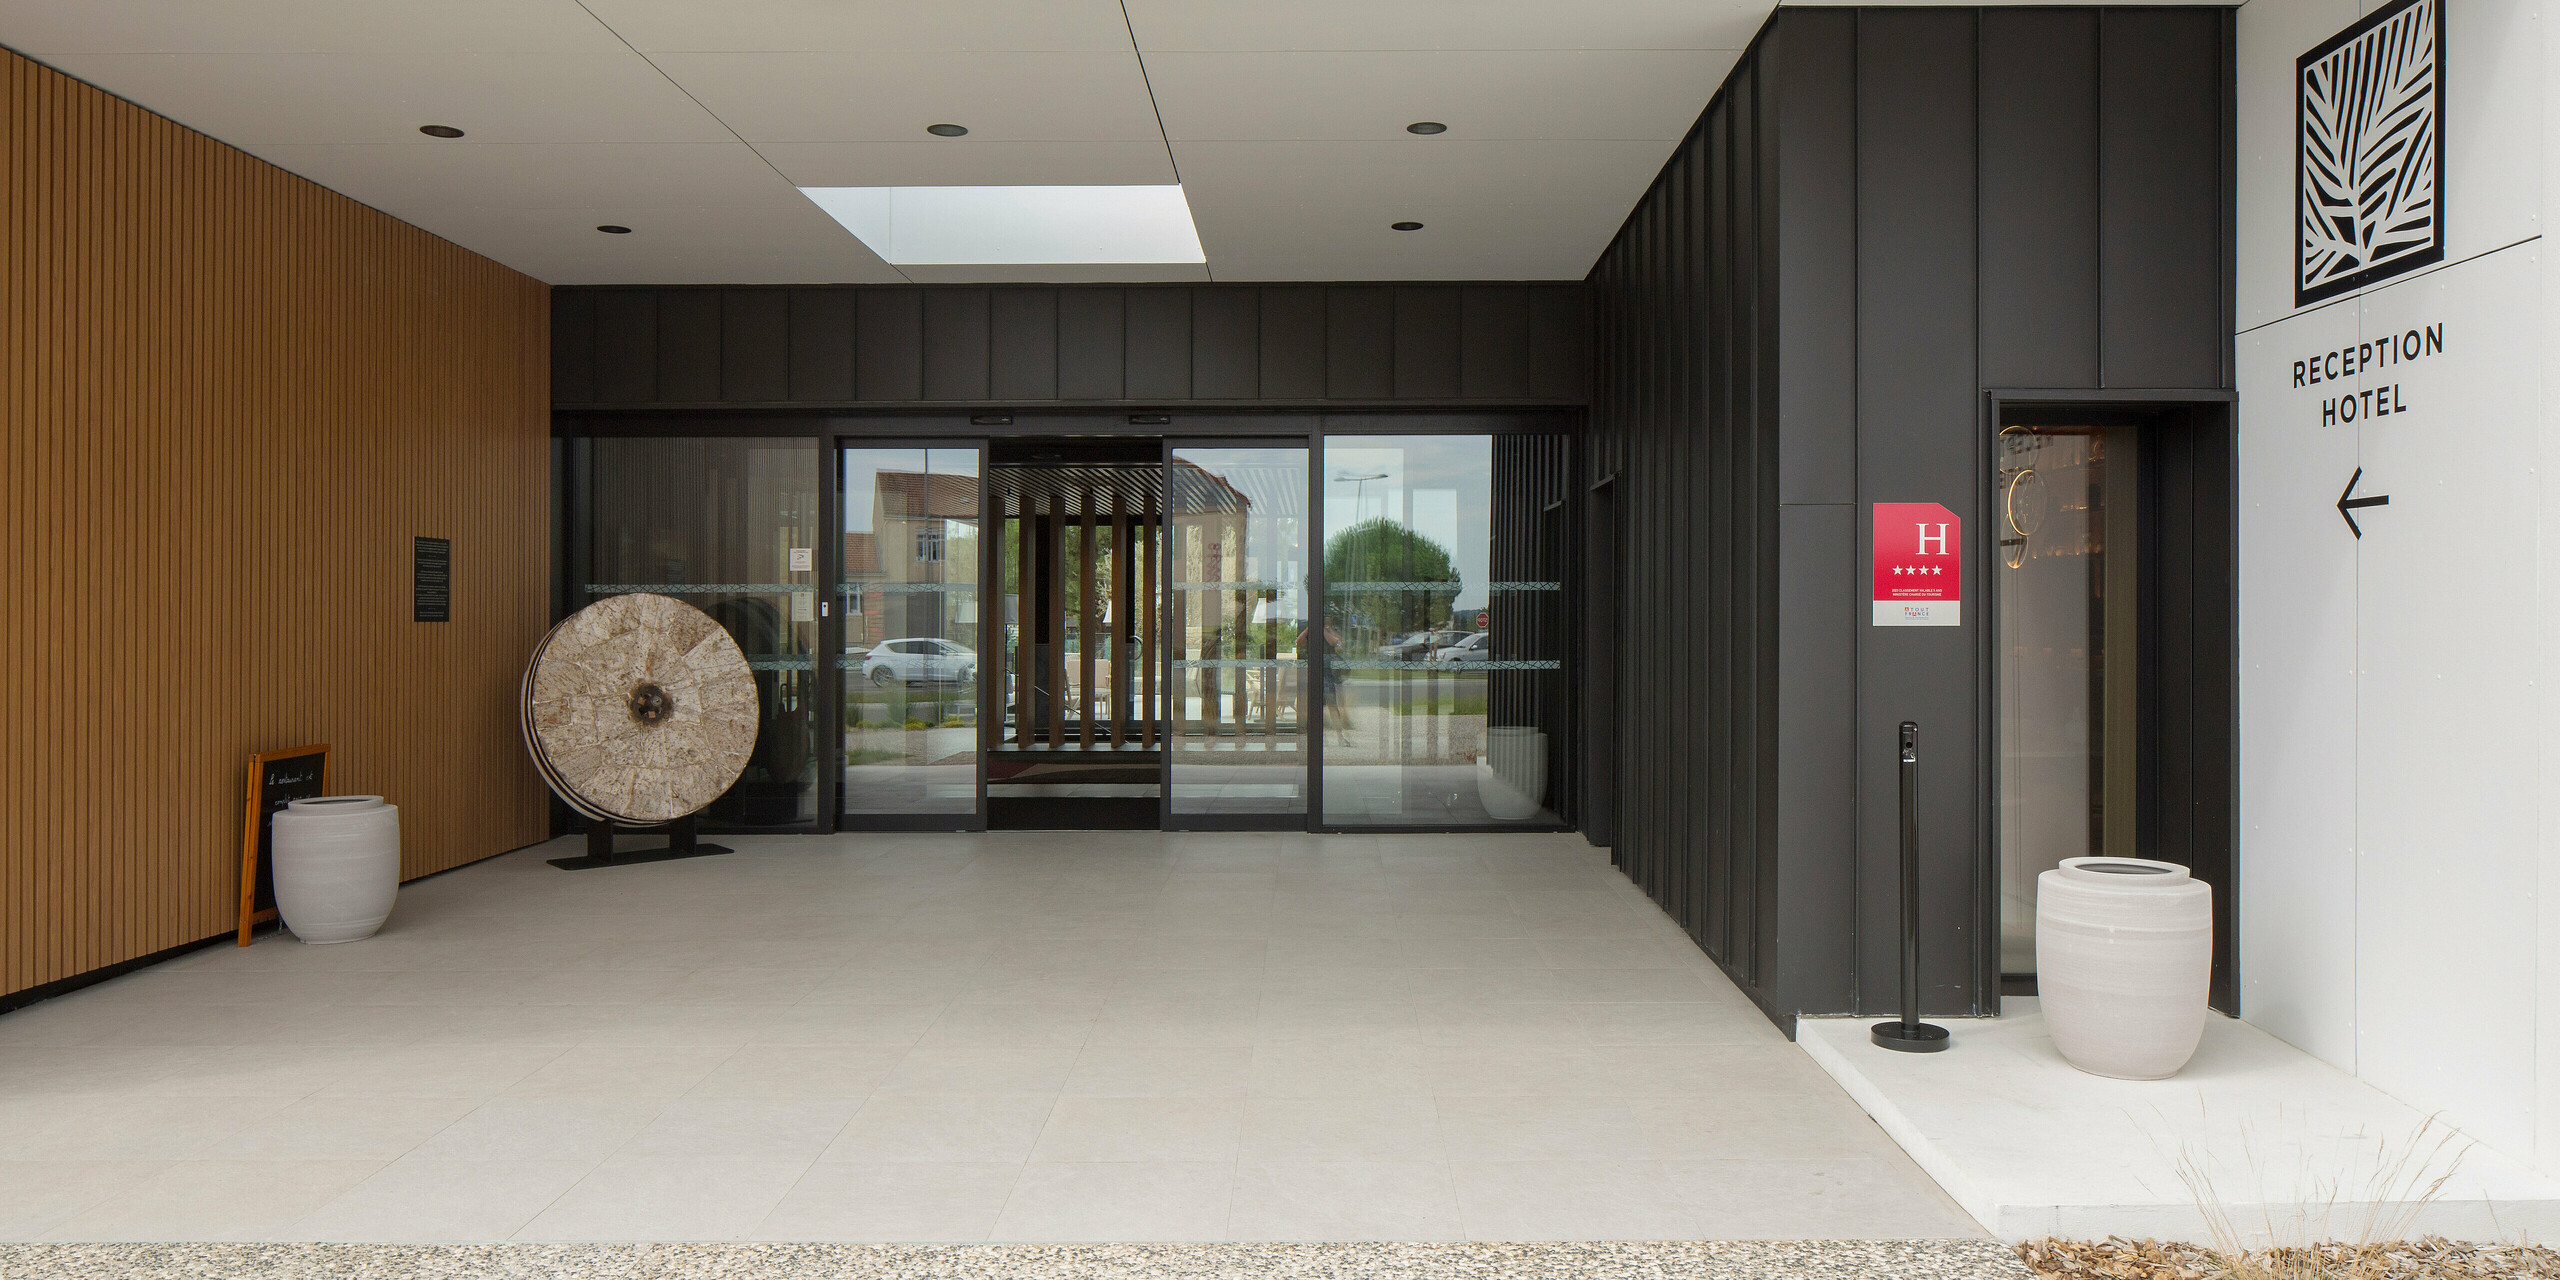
[0,0,1766,284]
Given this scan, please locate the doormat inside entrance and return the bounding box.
[0,1240,2030,1280]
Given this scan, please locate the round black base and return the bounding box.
[1870,1020,1952,1052]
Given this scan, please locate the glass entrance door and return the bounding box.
[1994,420,2141,978]
[1164,443,1310,827]
[837,445,985,826]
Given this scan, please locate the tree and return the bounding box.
[1323,518,1460,637]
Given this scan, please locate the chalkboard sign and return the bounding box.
[414,536,451,622]
[238,744,328,945]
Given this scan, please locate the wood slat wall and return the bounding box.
[1,48,551,1002]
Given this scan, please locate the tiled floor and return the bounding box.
[0,831,1977,1243]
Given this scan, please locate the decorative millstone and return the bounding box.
[520,593,757,825]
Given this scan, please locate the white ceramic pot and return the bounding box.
[270,796,399,944]
[2035,856,2212,1079]
[1477,726,1549,821]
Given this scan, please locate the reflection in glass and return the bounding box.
[1167,447,1308,818]
[840,448,981,816]
[581,437,821,826]
[1320,435,1567,826]
[1995,422,2141,974]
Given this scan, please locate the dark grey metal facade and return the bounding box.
[1586,6,2236,1023]
[551,284,1589,410]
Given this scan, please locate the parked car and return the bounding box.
[862,638,977,687]
[1374,630,1460,661]
[1432,631,1489,664]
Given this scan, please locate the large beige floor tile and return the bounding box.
[752,1162,1019,1241]
[820,1095,1058,1163]
[408,1098,664,1163]
[1227,1161,1464,1241]
[45,1158,383,1241]
[0,1161,168,1236]
[616,1098,860,1163]
[990,1162,1234,1241]
[291,1156,593,1241]
[515,1157,809,1241]
[1030,1098,1244,1162]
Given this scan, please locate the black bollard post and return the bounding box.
[1872,720,1949,1052]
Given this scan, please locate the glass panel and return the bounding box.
[1995,422,2141,975]
[840,447,982,816]
[1321,435,1568,826]
[582,437,822,826]
[1167,446,1308,818]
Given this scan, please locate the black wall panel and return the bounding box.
[1192,289,1258,399]
[556,283,1587,410]
[1125,288,1192,400]
[787,290,856,401]
[921,289,991,401]
[720,290,790,403]
[1326,288,1394,399]
[1980,9,2101,389]
[2099,9,2228,389]
[1585,6,2231,1024]
[591,291,655,404]
[1853,7,1982,1018]
[1057,289,1126,400]
[655,291,721,404]
[856,289,924,402]
[552,291,595,404]
[1393,287,1463,399]
[1461,287,1530,400]
[989,290,1058,400]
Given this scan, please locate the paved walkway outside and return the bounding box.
[0,832,1977,1243]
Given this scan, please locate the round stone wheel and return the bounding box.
[520,593,759,825]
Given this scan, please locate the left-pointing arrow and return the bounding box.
[2337,467,2390,538]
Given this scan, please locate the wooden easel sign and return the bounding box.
[239,743,328,945]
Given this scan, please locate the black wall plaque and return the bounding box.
[414,536,451,622]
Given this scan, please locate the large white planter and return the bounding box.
[270,796,399,944]
[2035,856,2212,1079]
[1477,726,1550,821]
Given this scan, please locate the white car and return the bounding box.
[1432,632,1488,663]
[862,638,977,687]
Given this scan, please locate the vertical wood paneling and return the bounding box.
[0,47,549,1002]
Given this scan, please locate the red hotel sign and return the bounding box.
[1872,503,1961,627]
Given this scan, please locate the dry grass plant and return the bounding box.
[2018,1115,2558,1278]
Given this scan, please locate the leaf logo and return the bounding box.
[2297,0,2445,306]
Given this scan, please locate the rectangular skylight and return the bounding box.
[801,185,1206,265]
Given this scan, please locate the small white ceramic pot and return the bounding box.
[2035,856,2212,1079]
[270,796,400,944]
[1478,726,1549,821]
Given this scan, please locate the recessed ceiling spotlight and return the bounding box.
[926,123,969,137]
[1406,121,1447,135]
[1391,221,1424,231]
[596,225,632,234]
[418,124,464,138]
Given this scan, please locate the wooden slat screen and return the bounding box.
[2,48,550,1001]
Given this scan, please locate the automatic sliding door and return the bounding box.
[838,445,984,825]
[1165,444,1309,826]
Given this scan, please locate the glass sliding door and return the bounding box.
[1320,434,1569,826]
[576,436,822,827]
[838,446,984,823]
[1165,444,1309,825]
[1994,421,2141,976]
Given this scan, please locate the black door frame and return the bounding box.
[1979,388,2239,1015]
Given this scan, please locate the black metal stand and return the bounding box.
[546,812,733,871]
[1872,720,1950,1053]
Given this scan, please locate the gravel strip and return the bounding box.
[2018,1236,2560,1277]
[0,1241,2032,1280]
